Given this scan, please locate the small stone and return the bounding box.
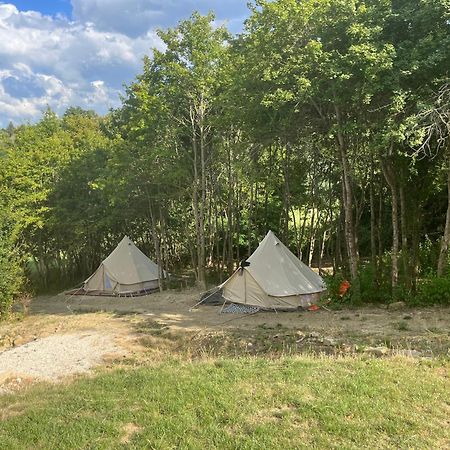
[13,335,27,347]
[388,301,406,310]
[341,344,355,353]
[323,337,337,346]
[396,349,421,358]
[364,346,389,357]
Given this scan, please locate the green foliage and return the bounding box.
[324,262,398,305]
[0,182,23,318]
[0,232,22,320]
[322,272,348,303]
[414,276,450,306]
[359,262,396,304]
[418,236,441,277]
[1,3,450,302]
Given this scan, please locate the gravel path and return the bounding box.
[0,332,120,382]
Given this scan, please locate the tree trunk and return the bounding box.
[399,185,410,288]
[160,209,170,284]
[191,106,200,283]
[190,102,206,289]
[148,200,163,292]
[437,148,450,276]
[236,184,241,263]
[198,99,207,289]
[227,139,234,274]
[334,103,358,281]
[281,144,291,241]
[369,165,378,285]
[377,178,384,284]
[382,160,399,290]
[319,228,328,271]
[248,181,254,256]
[299,207,308,260]
[308,208,316,267]
[411,206,420,291]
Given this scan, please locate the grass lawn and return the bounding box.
[1,356,449,449]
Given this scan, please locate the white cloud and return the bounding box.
[0,1,249,126]
[0,63,73,120]
[71,0,249,36]
[0,3,162,126]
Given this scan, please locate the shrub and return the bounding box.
[0,230,23,320]
[413,276,450,306]
[323,262,392,306]
[358,262,392,304]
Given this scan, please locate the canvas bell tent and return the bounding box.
[83,236,163,295]
[220,230,326,310]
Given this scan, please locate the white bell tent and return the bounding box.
[83,236,162,295]
[220,230,326,309]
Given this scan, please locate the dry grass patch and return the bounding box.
[120,422,142,444]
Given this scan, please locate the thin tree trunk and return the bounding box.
[227,139,234,273]
[191,106,200,283]
[334,102,358,281]
[291,206,300,258]
[369,164,378,285]
[282,144,291,241]
[148,200,163,292]
[399,185,410,288]
[221,212,227,281]
[236,183,241,263]
[248,181,254,256]
[411,207,420,291]
[214,193,221,278]
[382,160,399,290]
[299,207,308,260]
[377,177,384,284]
[437,148,450,276]
[308,208,316,267]
[160,209,170,284]
[319,228,328,271]
[198,99,207,289]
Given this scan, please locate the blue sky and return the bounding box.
[7,1,72,17]
[0,1,250,127]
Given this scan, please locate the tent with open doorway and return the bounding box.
[219,230,326,310]
[83,236,162,296]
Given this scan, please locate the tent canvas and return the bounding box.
[83,236,162,295]
[220,230,326,309]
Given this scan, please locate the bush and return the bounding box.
[358,262,393,304]
[0,232,23,320]
[323,262,392,306]
[418,237,440,277]
[413,276,450,306]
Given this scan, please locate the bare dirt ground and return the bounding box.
[1,287,449,392]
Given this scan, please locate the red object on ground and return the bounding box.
[339,280,351,297]
[308,304,320,311]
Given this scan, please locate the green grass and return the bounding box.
[1,357,449,449]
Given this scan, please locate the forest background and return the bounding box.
[1,0,449,317]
